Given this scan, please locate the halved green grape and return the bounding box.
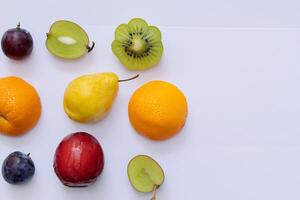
[112,18,163,70]
[46,20,94,59]
[127,155,165,199]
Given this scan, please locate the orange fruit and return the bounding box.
[0,76,41,136]
[128,81,188,140]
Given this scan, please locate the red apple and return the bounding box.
[53,132,104,187]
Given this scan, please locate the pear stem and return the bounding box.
[150,185,158,200]
[17,22,20,29]
[118,74,139,82]
[87,41,95,53]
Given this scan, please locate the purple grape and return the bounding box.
[2,151,35,184]
[1,23,33,60]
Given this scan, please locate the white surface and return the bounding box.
[0,0,300,28]
[0,26,300,200]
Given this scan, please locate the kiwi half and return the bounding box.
[46,20,94,59]
[112,18,163,70]
[127,155,164,199]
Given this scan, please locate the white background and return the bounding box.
[0,0,300,28]
[0,1,300,200]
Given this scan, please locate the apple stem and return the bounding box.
[17,22,20,29]
[87,41,95,53]
[118,74,140,82]
[150,185,158,200]
[27,153,31,157]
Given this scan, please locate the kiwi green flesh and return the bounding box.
[128,18,149,31]
[46,20,90,59]
[127,155,164,193]
[112,19,163,70]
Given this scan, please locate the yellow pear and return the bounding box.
[63,72,138,123]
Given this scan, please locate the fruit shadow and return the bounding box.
[130,118,191,155]
[45,47,99,75]
[0,178,37,200]
[0,54,37,77]
[0,128,40,149]
[56,172,107,200]
[0,107,49,148]
[131,186,161,199]
[61,110,115,134]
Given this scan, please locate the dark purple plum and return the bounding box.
[2,151,35,184]
[1,23,33,60]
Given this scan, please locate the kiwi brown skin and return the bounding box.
[112,18,163,70]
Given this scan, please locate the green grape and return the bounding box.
[46,20,94,59]
[127,155,165,196]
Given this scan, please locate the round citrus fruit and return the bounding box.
[128,81,188,140]
[0,76,41,136]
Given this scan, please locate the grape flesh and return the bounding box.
[127,155,164,193]
[46,20,93,59]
